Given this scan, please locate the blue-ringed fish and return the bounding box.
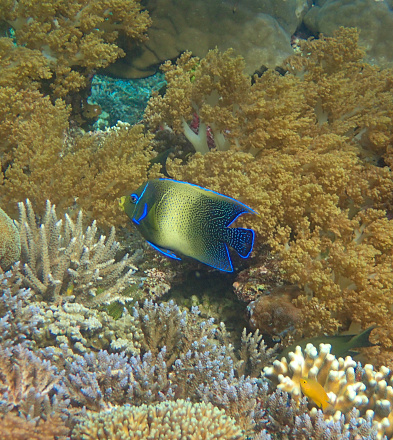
[300,378,330,411]
[120,178,257,272]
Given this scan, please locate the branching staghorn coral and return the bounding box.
[255,392,379,439]
[0,266,42,347]
[71,399,244,440]
[15,199,137,305]
[62,299,276,432]
[0,343,69,421]
[0,0,151,98]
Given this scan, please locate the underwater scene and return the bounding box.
[1,0,393,439]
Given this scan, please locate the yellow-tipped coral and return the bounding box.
[264,343,393,439]
[71,399,244,440]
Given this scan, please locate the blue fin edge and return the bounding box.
[147,241,181,260]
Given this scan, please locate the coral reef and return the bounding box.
[1,2,393,437]
[0,0,151,98]
[304,0,393,69]
[15,199,138,305]
[0,343,69,418]
[0,267,41,347]
[60,300,276,432]
[0,205,20,270]
[71,399,244,440]
[0,35,161,225]
[263,343,393,438]
[145,28,393,365]
[256,391,380,439]
[0,413,69,440]
[108,0,306,79]
[33,301,142,356]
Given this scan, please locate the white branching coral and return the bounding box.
[15,199,137,305]
[263,343,393,439]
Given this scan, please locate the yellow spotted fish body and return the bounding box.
[120,178,256,272]
[300,378,330,411]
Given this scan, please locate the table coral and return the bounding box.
[0,206,20,270]
[0,0,151,98]
[71,399,244,440]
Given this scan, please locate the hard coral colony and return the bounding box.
[0,0,392,438]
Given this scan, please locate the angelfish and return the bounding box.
[120,178,257,272]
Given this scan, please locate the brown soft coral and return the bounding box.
[0,31,160,227]
[0,0,151,97]
[1,122,160,227]
[152,28,393,365]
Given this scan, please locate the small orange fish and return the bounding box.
[300,378,330,411]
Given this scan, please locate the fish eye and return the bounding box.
[130,193,139,204]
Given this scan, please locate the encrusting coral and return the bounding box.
[145,27,393,365]
[0,205,20,270]
[71,399,244,440]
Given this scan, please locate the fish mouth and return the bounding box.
[119,196,126,210]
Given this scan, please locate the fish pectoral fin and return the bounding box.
[224,227,255,258]
[146,241,181,260]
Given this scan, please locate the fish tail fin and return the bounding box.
[321,398,330,412]
[225,227,255,258]
[349,325,377,349]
